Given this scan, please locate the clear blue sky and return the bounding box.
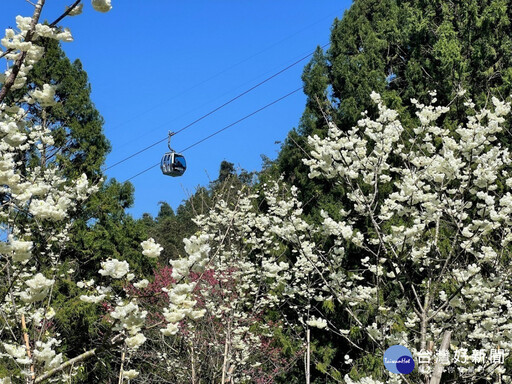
[1,1,352,217]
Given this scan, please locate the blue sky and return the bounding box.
[1,1,352,217]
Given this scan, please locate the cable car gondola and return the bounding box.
[161,132,186,177]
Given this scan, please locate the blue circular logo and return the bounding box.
[384,345,415,374]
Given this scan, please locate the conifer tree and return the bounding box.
[278,0,512,198]
[17,36,110,179]
[269,1,512,379]
[9,36,151,382]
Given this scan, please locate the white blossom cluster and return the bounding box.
[91,0,112,13]
[156,234,210,336]
[307,316,327,329]
[302,92,512,382]
[0,3,117,383]
[98,258,130,279]
[153,182,333,380]
[155,92,512,382]
[141,237,163,258]
[18,272,54,303]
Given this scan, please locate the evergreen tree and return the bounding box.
[18,36,110,179]
[277,0,512,202]
[217,160,236,183]
[17,37,149,273]
[328,0,512,127]
[11,37,150,382]
[157,201,175,219]
[270,1,512,379]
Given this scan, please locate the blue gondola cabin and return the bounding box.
[161,152,186,177]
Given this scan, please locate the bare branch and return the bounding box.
[0,0,83,61]
[49,0,82,28]
[34,349,96,383]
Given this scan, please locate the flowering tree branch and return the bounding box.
[0,0,44,104]
[33,349,96,383]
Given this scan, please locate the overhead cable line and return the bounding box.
[110,8,342,133]
[105,43,329,172]
[124,86,303,182]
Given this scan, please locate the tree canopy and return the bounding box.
[2,1,512,383]
[277,0,512,208]
[14,36,110,180]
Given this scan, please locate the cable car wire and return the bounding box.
[109,8,343,135]
[105,43,329,172]
[124,86,303,182]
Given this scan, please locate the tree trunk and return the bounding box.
[21,314,35,383]
[118,347,126,384]
[430,331,451,384]
[34,349,96,383]
[305,328,311,384]
[221,322,230,383]
[190,344,197,384]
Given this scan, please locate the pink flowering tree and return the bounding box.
[126,264,301,383]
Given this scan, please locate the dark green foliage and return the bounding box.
[157,201,175,219]
[274,47,335,214]
[10,38,147,382]
[68,179,152,277]
[20,36,110,179]
[13,35,149,290]
[276,0,512,197]
[300,47,330,137]
[142,188,205,262]
[327,0,512,126]
[54,179,150,382]
[217,160,236,183]
[314,341,343,382]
